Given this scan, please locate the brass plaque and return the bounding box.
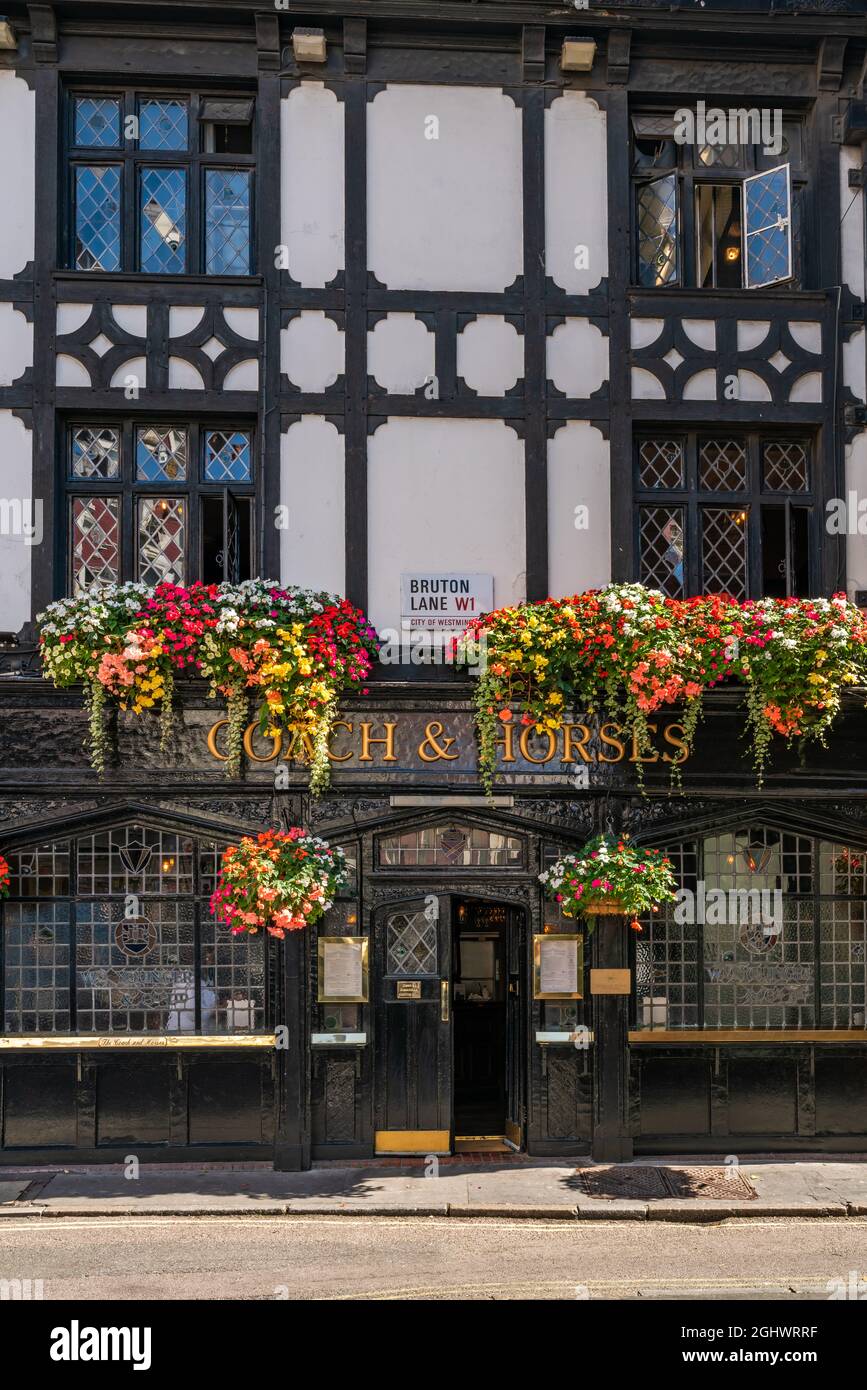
[590,968,632,996]
[396,980,422,1000]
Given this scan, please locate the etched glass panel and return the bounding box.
[78,826,195,896]
[140,167,187,274]
[138,98,189,152]
[200,920,265,1034]
[204,429,252,483]
[696,142,743,169]
[638,439,684,490]
[639,505,684,598]
[762,440,810,493]
[634,842,699,1031]
[699,438,748,491]
[71,496,120,592]
[73,97,121,149]
[5,843,71,898]
[819,902,867,1029]
[3,904,72,1034]
[636,175,679,287]
[138,498,186,584]
[701,507,748,597]
[744,165,792,289]
[71,426,120,479]
[379,824,523,867]
[136,426,187,481]
[387,909,438,975]
[74,165,121,271]
[703,897,814,1029]
[75,899,196,1034]
[821,843,867,897]
[205,169,252,275]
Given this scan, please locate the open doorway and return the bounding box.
[452,899,513,1140]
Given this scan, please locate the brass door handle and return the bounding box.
[441,981,450,1023]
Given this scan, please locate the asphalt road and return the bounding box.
[1,1215,865,1300]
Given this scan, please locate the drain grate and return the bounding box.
[575,1165,757,1200]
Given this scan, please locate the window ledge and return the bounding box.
[0,1034,276,1050]
[54,270,262,288]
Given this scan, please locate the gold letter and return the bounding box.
[418,721,459,762]
[207,719,229,761]
[243,723,282,762]
[519,726,557,764]
[495,721,516,763]
[359,722,397,762]
[662,722,689,764]
[327,719,354,762]
[561,723,593,763]
[630,722,659,763]
[599,722,626,763]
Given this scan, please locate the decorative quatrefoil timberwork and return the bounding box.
[630,313,826,407]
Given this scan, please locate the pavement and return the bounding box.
[1,1154,867,1221]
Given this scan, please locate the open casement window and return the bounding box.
[632,113,796,290]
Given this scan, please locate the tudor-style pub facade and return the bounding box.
[1,0,867,1167]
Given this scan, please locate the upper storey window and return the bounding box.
[65,90,255,276]
[632,112,804,291]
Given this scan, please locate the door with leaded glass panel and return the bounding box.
[373,895,452,1154]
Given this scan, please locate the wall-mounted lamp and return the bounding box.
[292,27,327,64]
[0,20,17,49]
[560,37,596,73]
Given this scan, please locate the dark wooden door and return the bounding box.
[505,906,526,1148]
[373,895,452,1152]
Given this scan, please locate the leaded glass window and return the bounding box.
[1,826,266,1036]
[64,420,254,594]
[634,826,867,1032]
[635,432,815,599]
[379,823,524,868]
[66,86,254,275]
[387,909,438,975]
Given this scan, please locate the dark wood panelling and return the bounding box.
[638,1056,711,1136]
[96,1060,171,1146]
[3,1061,77,1148]
[815,1055,867,1135]
[727,1057,798,1134]
[188,1061,267,1144]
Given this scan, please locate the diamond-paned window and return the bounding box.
[71,496,120,592]
[744,166,793,289]
[139,99,189,152]
[74,166,122,271]
[639,506,685,597]
[701,507,748,597]
[140,167,187,273]
[205,169,252,275]
[636,174,679,287]
[699,439,748,492]
[762,440,810,493]
[73,96,121,149]
[638,439,684,490]
[138,497,186,585]
[204,429,252,483]
[136,426,188,482]
[71,426,120,479]
[387,909,438,976]
[696,142,743,170]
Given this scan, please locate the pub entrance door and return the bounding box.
[373,894,525,1155]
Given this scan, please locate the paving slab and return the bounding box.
[0,1181,29,1203]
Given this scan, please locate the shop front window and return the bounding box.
[635,826,867,1031]
[1,825,266,1036]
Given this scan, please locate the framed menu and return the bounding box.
[533,934,583,1000]
[318,936,370,1004]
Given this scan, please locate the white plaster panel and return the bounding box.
[682,368,717,401]
[630,318,664,351]
[844,327,866,404]
[547,319,609,398]
[631,367,666,401]
[841,148,866,300]
[223,307,259,341]
[0,74,35,279]
[845,433,867,604]
[111,305,148,338]
[368,313,435,395]
[0,411,33,630]
[737,320,770,353]
[368,86,523,293]
[788,371,822,404]
[788,321,822,355]
[681,319,716,351]
[56,355,91,387]
[737,370,772,402]
[280,417,346,595]
[281,311,344,392]
[168,358,205,389]
[0,304,32,386]
[457,316,524,397]
[281,83,345,288]
[109,357,146,389]
[57,304,92,336]
[169,306,204,338]
[223,359,259,390]
[367,419,525,633]
[547,422,611,597]
[544,93,608,295]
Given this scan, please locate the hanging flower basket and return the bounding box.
[37,580,379,791]
[456,584,867,795]
[209,829,348,939]
[539,835,676,933]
